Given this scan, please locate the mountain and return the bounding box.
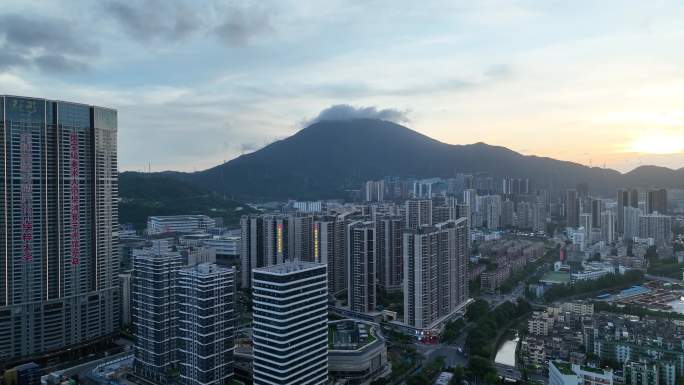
[123,119,684,200]
[119,173,253,229]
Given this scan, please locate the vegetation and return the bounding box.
[543,270,644,302]
[377,287,403,314]
[500,249,554,293]
[465,299,531,359]
[450,365,465,385]
[647,257,684,279]
[406,357,446,385]
[440,318,465,344]
[387,343,420,383]
[119,172,253,229]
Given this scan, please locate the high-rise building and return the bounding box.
[132,241,182,383]
[0,96,119,363]
[375,216,403,291]
[240,214,290,288]
[647,188,668,214]
[476,195,501,230]
[403,219,469,329]
[177,263,235,385]
[601,211,616,244]
[591,198,602,229]
[405,199,432,230]
[565,189,579,227]
[580,213,592,235]
[252,262,328,385]
[623,207,642,241]
[617,189,629,234]
[347,221,376,313]
[119,271,132,327]
[639,213,672,247]
[315,214,349,295]
[501,200,515,228]
[516,201,532,229]
[629,189,640,209]
[289,215,314,262]
[463,189,477,228]
[363,180,385,202]
[532,203,548,233]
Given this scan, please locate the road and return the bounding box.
[416,342,468,368]
[480,282,526,308]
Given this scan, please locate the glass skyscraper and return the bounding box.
[0,96,119,363]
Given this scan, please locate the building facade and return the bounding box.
[403,219,469,329]
[347,221,377,313]
[0,96,119,363]
[177,264,235,385]
[252,262,328,385]
[132,241,182,383]
[147,215,216,235]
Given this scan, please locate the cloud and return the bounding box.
[305,104,410,126]
[0,14,97,73]
[213,4,273,45]
[104,0,272,46]
[104,0,201,42]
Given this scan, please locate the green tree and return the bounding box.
[451,365,465,385]
[466,299,490,321]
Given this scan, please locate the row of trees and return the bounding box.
[463,299,532,383]
[465,299,531,358]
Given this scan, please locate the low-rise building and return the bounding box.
[147,215,216,235]
[549,361,613,385]
[328,320,390,384]
[529,311,555,336]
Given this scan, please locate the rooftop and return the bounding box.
[328,319,380,351]
[254,261,325,275]
[541,271,572,284]
[553,361,575,375]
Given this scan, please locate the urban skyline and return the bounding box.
[0,1,684,172]
[2,2,684,385]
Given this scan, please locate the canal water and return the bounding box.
[494,334,519,367]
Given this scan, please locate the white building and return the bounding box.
[403,219,469,330]
[639,213,672,247]
[623,207,642,241]
[252,262,328,385]
[293,201,323,213]
[147,215,216,235]
[528,311,555,336]
[571,264,615,282]
[202,235,240,257]
[177,264,235,385]
[601,211,616,244]
[549,361,612,385]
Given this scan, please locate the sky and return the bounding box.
[1,1,684,173]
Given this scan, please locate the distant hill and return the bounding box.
[119,173,253,229]
[124,119,684,200]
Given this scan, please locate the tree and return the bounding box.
[468,356,496,379]
[407,373,430,385]
[466,299,489,321]
[451,365,465,385]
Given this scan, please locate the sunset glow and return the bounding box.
[625,133,684,154]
